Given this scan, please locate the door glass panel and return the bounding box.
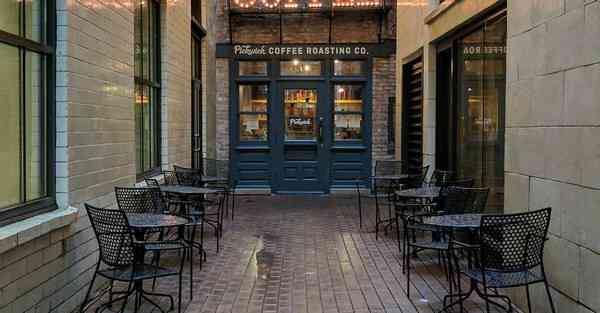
[280,60,322,76]
[456,13,506,211]
[334,84,363,140]
[239,84,269,141]
[457,28,484,186]
[284,89,317,141]
[482,15,507,210]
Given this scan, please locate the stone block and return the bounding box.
[581,127,600,188]
[507,80,533,127]
[565,64,600,126]
[532,72,564,126]
[504,172,530,213]
[585,1,600,65]
[541,8,587,74]
[530,178,562,236]
[544,235,580,300]
[544,127,582,185]
[580,248,600,311]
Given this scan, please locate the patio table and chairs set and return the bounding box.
[79,159,236,313]
[355,160,556,313]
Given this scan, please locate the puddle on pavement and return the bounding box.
[254,233,278,281]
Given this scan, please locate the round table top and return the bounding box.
[396,186,441,199]
[127,213,188,229]
[159,185,219,195]
[202,176,227,183]
[421,214,484,229]
[371,174,409,181]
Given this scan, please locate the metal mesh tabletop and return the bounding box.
[421,213,484,229]
[159,185,219,195]
[127,213,189,229]
[396,186,441,198]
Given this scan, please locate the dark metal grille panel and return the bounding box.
[402,56,423,174]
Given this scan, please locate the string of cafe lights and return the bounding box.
[233,0,381,9]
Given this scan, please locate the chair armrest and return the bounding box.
[449,239,480,250]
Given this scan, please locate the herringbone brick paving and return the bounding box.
[85,195,511,313]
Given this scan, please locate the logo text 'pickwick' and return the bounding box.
[233,45,370,57]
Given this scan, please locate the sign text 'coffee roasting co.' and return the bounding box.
[233,44,371,58]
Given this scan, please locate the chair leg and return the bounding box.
[79,265,99,313]
[526,285,533,313]
[406,243,411,298]
[231,190,236,220]
[543,280,557,313]
[395,213,401,257]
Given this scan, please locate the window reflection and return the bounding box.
[334,85,363,140]
[285,89,317,141]
[334,60,364,76]
[239,85,269,141]
[239,61,268,76]
[281,60,321,76]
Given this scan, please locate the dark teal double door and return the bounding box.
[272,81,331,193]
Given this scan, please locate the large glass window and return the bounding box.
[239,85,269,141]
[134,0,161,175]
[239,61,268,76]
[0,0,51,213]
[280,60,322,76]
[334,85,364,140]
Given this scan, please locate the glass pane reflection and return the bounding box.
[285,89,317,141]
[281,60,321,76]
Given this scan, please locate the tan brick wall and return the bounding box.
[372,56,396,161]
[505,0,600,312]
[203,0,218,159]
[0,0,197,312]
[216,59,230,160]
[161,0,192,169]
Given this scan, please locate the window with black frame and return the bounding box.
[134,0,161,176]
[334,84,364,141]
[0,0,55,220]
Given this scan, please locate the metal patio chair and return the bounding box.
[79,204,186,313]
[447,207,555,313]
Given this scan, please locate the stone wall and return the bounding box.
[505,0,600,312]
[216,59,230,160]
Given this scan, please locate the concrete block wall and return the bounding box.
[0,0,196,312]
[161,0,193,169]
[372,56,397,161]
[203,0,218,159]
[505,0,600,312]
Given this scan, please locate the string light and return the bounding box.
[233,0,256,8]
[284,0,299,9]
[261,0,280,9]
[308,0,322,8]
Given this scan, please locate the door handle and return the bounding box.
[318,117,324,145]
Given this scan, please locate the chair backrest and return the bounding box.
[430,170,455,186]
[145,178,160,187]
[162,171,178,185]
[174,165,203,186]
[479,208,552,272]
[404,165,430,189]
[374,160,405,176]
[115,187,162,214]
[202,158,218,176]
[439,186,489,214]
[85,204,135,267]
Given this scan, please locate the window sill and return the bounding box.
[0,206,78,255]
[425,0,458,25]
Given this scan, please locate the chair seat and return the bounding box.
[99,264,179,282]
[143,241,187,251]
[409,240,449,251]
[462,267,544,288]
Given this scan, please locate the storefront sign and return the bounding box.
[233,44,370,57]
[463,44,507,59]
[217,41,396,58]
[288,117,313,127]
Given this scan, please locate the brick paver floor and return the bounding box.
[86,195,509,313]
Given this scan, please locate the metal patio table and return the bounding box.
[126,213,189,313]
[420,213,485,313]
[369,174,411,234]
[395,186,441,200]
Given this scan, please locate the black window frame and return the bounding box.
[0,0,57,225]
[134,0,162,179]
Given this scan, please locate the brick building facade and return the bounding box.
[215,0,397,192]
